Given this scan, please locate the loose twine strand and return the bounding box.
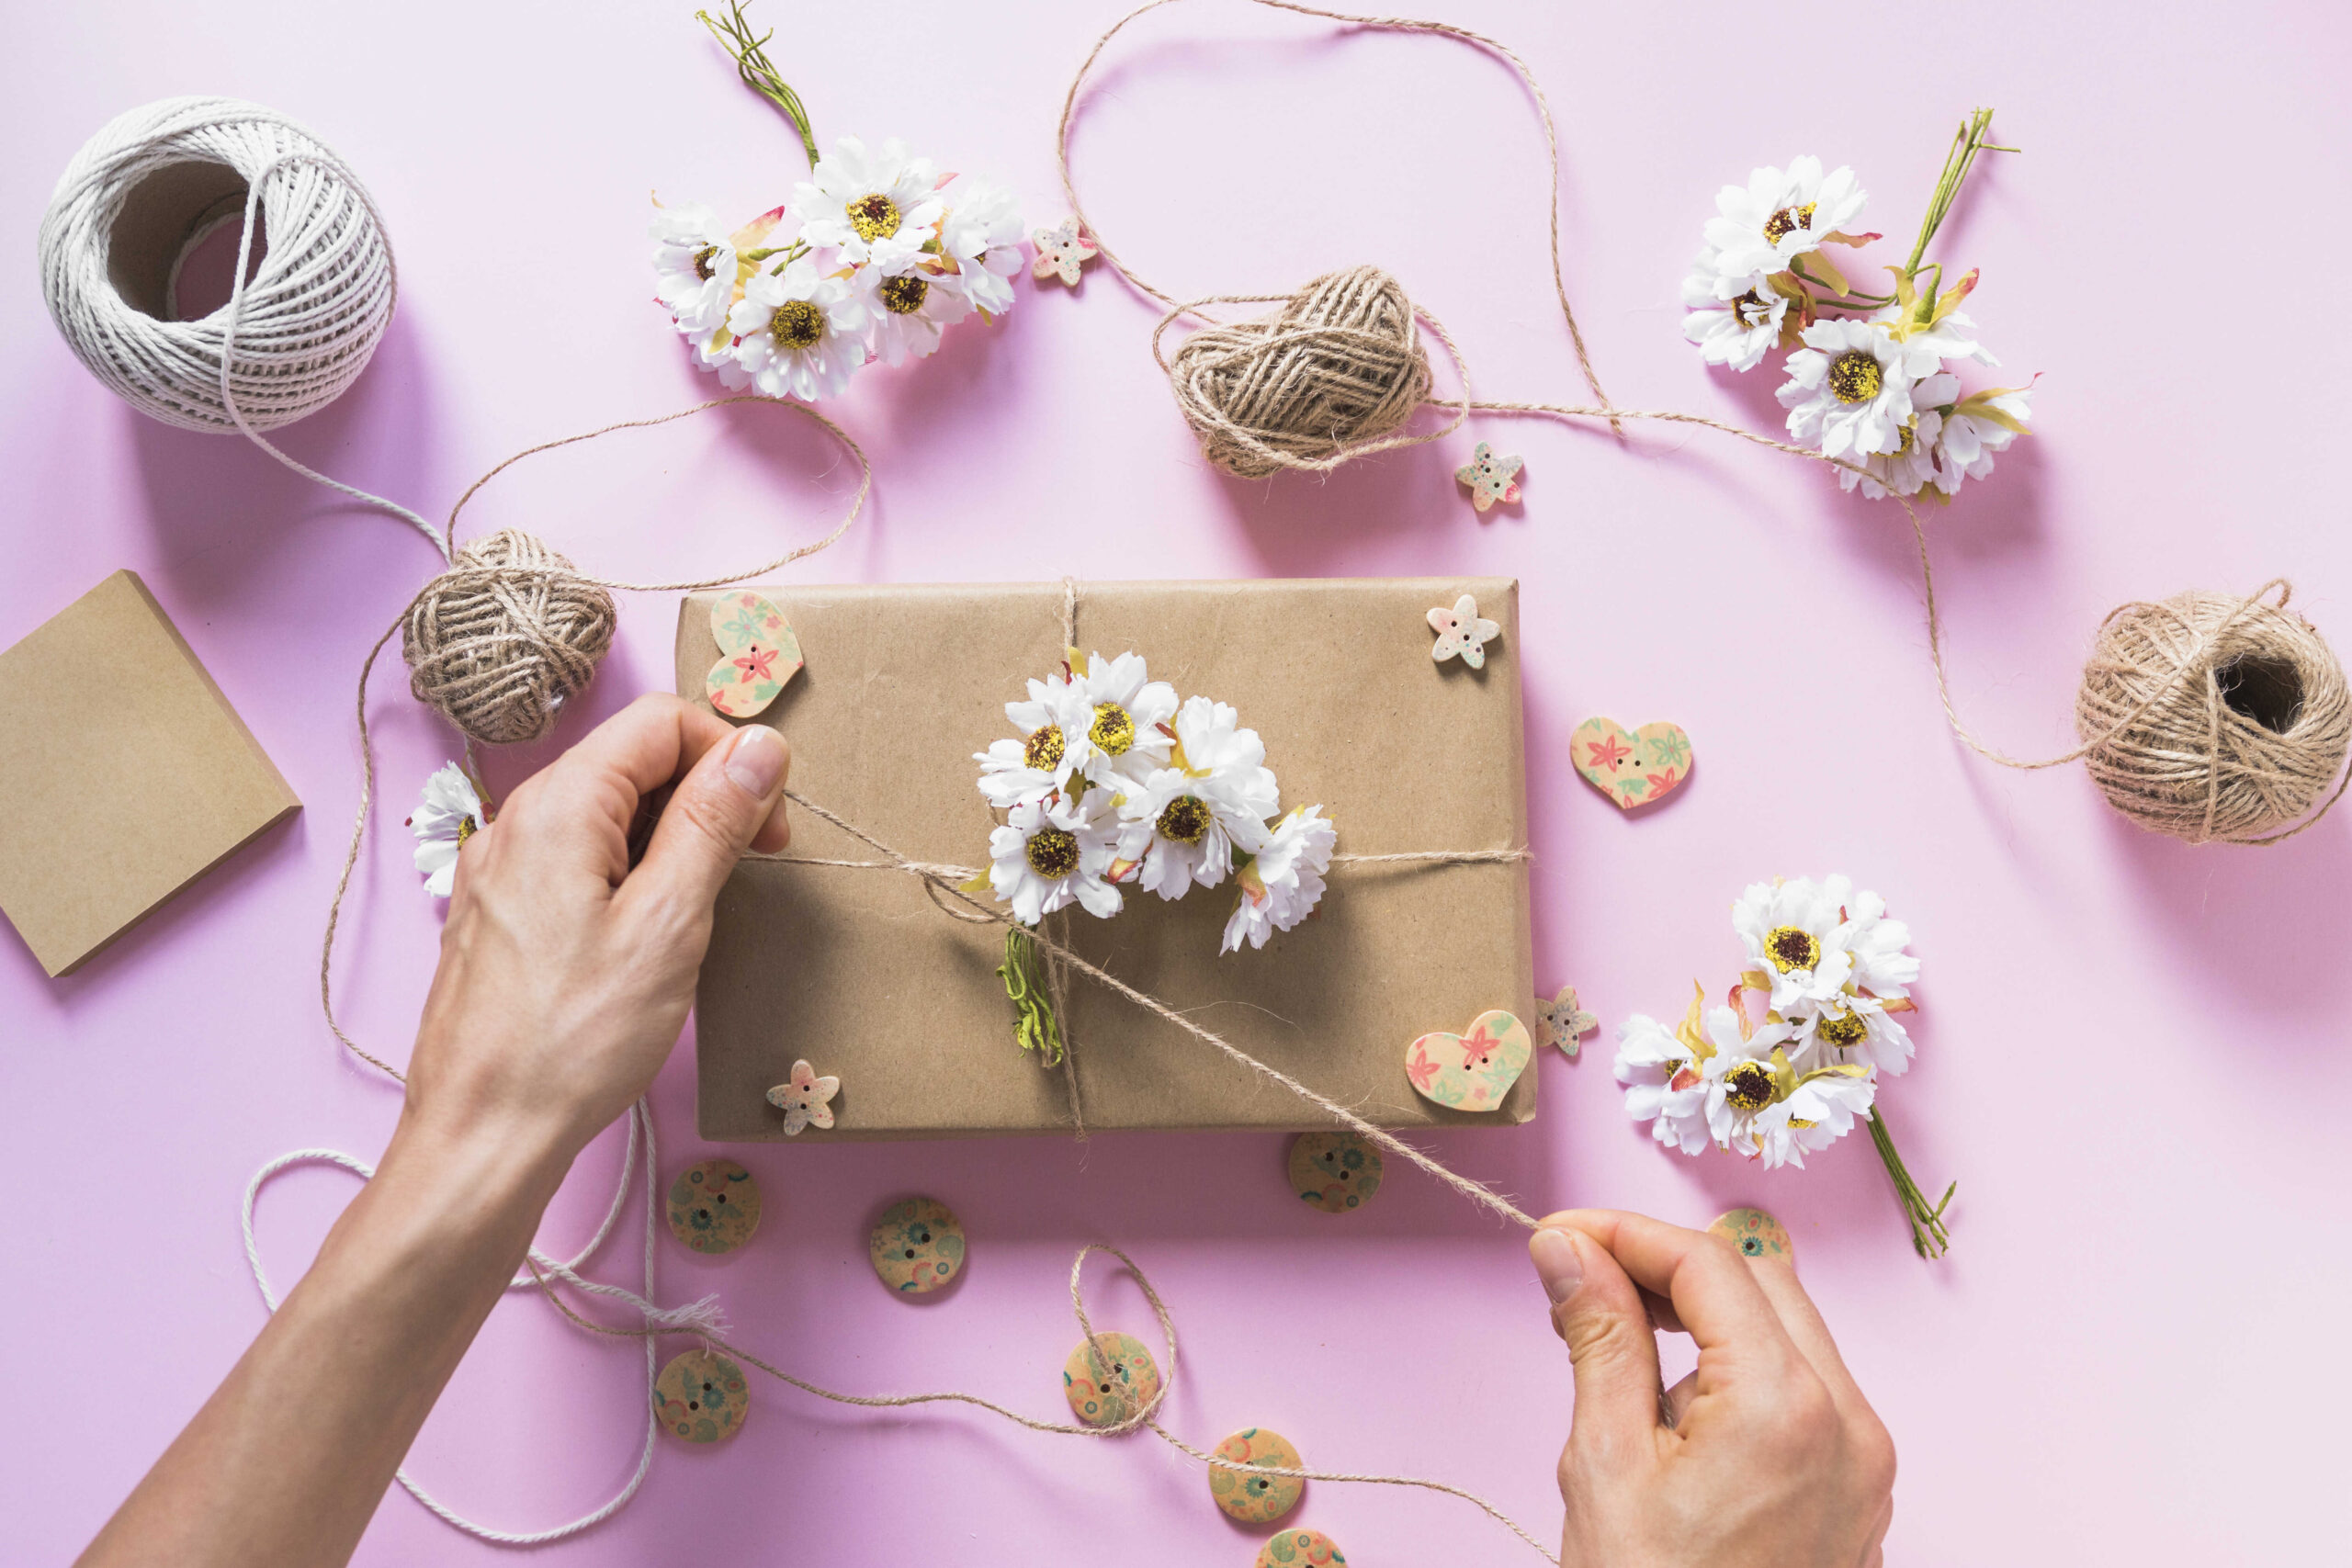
[1059,0,2352,845]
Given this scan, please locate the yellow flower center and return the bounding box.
[1724,1061,1775,1111]
[1816,1008,1870,1047]
[1024,827,1080,878]
[456,815,478,846]
[879,275,929,315]
[769,299,825,351]
[1089,703,1136,757]
[1788,1117,1818,1130]
[1023,724,1066,773]
[1156,795,1212,845]
[1764,925,1820,974]
[691,243,720,281]
[1894,421,1917,456]
[847,193,902,243]
[1762,202,1816,244]
[1828,350,1883,404]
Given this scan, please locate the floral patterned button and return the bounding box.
[867,1196,966,1296]
[1288,1132,1384,1213]
[1256,1529,1346,1566]
[654,1348,749,1444]
[1210,1427,1305,1524]
[1710,1207,1794,1262]
[1061,1331,1161,1427]
[664,1158,763,1255]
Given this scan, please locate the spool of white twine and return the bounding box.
[38,96,396,435]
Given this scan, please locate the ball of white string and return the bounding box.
[37,95,395,434]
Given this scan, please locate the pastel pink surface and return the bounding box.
[2,5,2346,1565]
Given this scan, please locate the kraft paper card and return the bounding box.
[676,578,1533,1140]
[0,570,300,976]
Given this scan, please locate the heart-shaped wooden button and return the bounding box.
[1405,1009,1532,1111]
[1571,716,1692,810]
[707,591,803,718]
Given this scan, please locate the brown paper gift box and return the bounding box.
[674,578,1532,1141]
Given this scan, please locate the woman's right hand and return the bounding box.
[1529,1210,1896,1567]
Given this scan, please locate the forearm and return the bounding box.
[79,1110,572,1568]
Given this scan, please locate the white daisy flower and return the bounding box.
[789,135,944,269]
[1787,991,1914,1077]
[976,672,1090,809]
[1680,252,1788,373]
[1613,1011,1711,1156]
[1067,652,1179,787]
[935,175,1026,316]
[1116,769,1255,898]
[1221,805,1335,954]
[1836,887,1917,999]
[725,257,869,402]
[1693,1008,1804,1155]
[406,762,488,899]
[650,200,740,337]
[1745,1063,1876,1170]
[1777,319,1938,459]
[1836,371,1955,500]
[988,788,1123,925]
[854,246,974,367]
[1933,384,2032,496]
[1702,156,1869,281]
[1733,875,1856,1016]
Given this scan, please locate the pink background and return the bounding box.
[4,2,2344,1562]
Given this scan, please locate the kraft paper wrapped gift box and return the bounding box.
[674,578,1533,1141]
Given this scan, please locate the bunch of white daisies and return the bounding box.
[650,133,1023,402]
[1681,111,2034,502]
[974,652,1335,954]
[1615,874,1917,1169]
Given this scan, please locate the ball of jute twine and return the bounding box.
[2071,583,2352,845]
[1158,265,1434,479]
[401,529,617,746]
[38,96,395,434]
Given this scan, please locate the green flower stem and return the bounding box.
[1867,1110,1955,1259]
[998,927,1067,1066]
[1904,107,2018,279]
[696,1,820,167]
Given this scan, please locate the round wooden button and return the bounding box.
[1710,1207,1793,1261]
[1210,1427,1305,1524]
[1255,1529,1347,1566]
[1288,1131,1384,1213]
[665,1158,763,1255]
[1060,1331,1160,1427]
[653,1348,749,1444]
[867,1196,966,1295]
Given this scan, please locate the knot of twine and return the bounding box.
[401,529,617,747]
[2073,582,2352,845]
[38,95,395,434]
[1158,265,1437,479]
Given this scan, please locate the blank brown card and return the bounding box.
[0,570,299,976]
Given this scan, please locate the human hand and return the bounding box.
[1529,1211,1895,1568]
[400,694,792,1176]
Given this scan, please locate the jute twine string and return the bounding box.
[1059,0,2352,844]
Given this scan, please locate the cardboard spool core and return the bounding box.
[106,159,254,321]
[2216,654,2303,734]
